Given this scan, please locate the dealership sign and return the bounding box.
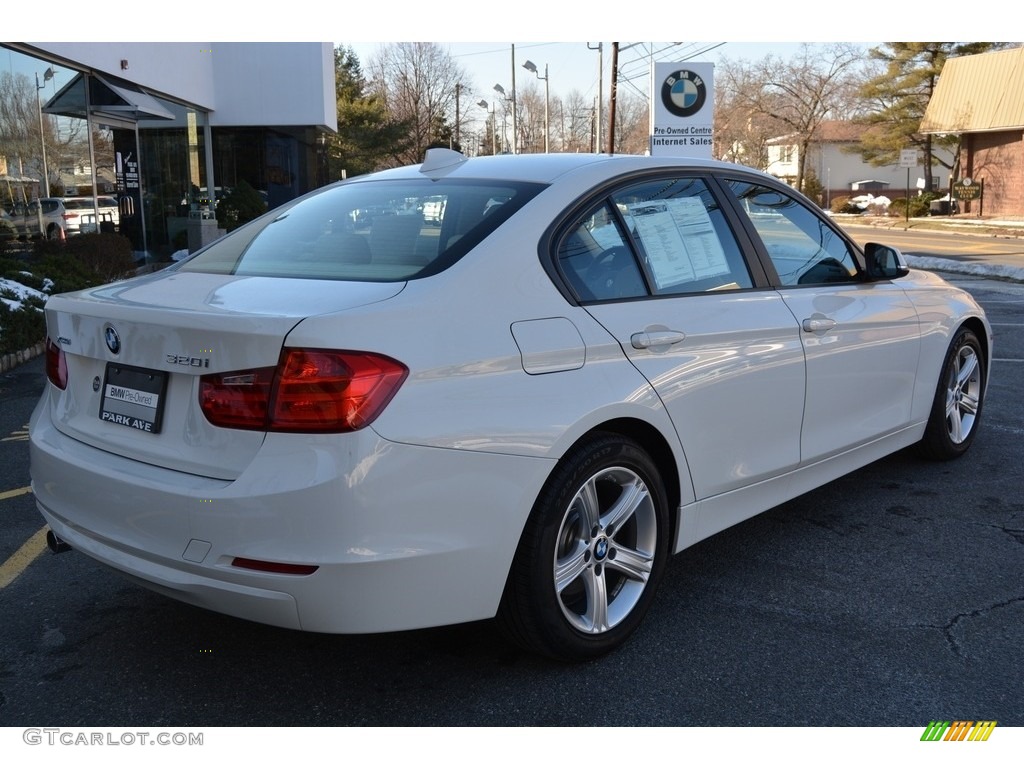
[650,63,715,158]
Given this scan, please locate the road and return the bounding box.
[0,272,1022,730]
[843,221,1024,270]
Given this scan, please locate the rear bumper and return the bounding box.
[30,401,554,633]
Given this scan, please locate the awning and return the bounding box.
[43,73,175,122]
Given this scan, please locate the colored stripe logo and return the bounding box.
[921,721,997,741]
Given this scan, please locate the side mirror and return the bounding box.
[864,242,910,281]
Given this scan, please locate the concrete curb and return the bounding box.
[0,341,45,374]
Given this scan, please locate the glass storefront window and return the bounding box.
[5,44,324,261]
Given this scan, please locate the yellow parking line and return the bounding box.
[0,526,48,589]
[0,486,32,501]
[2,424,29,441]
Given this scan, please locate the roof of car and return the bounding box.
[361,151,757,186]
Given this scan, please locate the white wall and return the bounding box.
[768,139,956,192]
[813,144,955,192]
[27,42,336,130]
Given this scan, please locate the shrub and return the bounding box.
[0,259,48,356]
[889,195,934,219]
[0,234,136,355]
[830,196,862,214]
[44,233,136,284]
[801,169,824,206]
[218,180,267,231]
[0,296,45,355]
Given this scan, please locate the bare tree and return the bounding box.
[0,71,91,201]
[714,58,787,168]
[515,82,544,154]
[367,43,471,166]
[554,90,597,153]
[1,72,46,198]
[719,44,864,191]
[612,91,649,155]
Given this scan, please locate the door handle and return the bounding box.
[631,330,686,349]
[802,316,837,333]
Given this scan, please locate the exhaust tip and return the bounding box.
[46,529,72,554]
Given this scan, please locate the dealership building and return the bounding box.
[1,42,336,258]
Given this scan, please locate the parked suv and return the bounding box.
[5,198,69,240]
[62,196,120,234]
[0,207,19,241]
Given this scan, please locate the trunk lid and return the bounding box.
[44,271,404,479]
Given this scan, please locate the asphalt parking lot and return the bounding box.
[0,272,1021,728]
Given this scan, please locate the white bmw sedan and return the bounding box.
[30,150,991,660]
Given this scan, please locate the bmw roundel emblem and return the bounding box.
[104,326,121,355]
[594,538,609,561]
[661,70,707,118]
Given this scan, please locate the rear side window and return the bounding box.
[179,179,543,282]
[557,176,753,301]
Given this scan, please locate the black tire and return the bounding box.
[918,327,986,460]
[498,433,670,661]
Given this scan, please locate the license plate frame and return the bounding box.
[99,363,168,434]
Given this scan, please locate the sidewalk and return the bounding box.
[853,213,1024,237]
[837,211,1024,236]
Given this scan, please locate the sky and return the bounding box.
[9,1,1002,106]
[344,41,826,113]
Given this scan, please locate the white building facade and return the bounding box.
[764,121,955,207]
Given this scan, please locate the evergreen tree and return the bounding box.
[329,46,411,178]
[855,43,1005,193]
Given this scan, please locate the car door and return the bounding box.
[556,175,807,500]
[721,179,921,463]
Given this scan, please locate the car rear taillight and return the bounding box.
[198,366,276,430]
[199,349,407,433]
[45,337,67,390]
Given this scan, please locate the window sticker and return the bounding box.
[629,197,730,289]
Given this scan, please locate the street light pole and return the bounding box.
[522,60,549,153]
[494,84,511,153]
[478,100,496,156]
[510,44,518,155]
[35,67,55,198]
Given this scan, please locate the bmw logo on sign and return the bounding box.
[661,70,706,118]
[104,326,121,355]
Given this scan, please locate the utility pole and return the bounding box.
[454,83,461,148]
[607,43,619,155]
[588,43,603,153]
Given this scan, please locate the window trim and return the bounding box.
[540,169,773,306]
[711,173,869,288]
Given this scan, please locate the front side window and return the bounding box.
[179,179,543,282]
[556,176,753,302]
[726,181,860,286]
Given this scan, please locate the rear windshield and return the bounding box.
[178,178,544,281]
